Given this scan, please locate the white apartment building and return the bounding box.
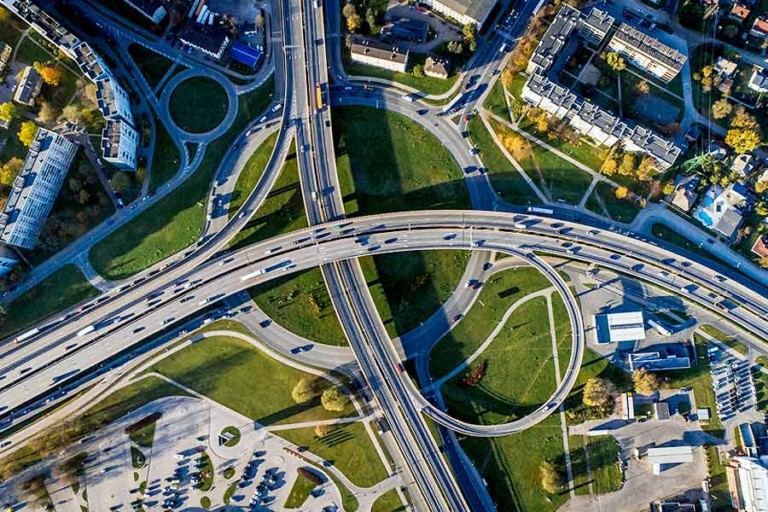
[418,0,497,26]
[350,36,409,73]
[102,118,140,170]
[607,23,687,83]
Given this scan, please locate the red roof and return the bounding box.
[752,235,768,257]
[752,17,768,35]
[732,3,751,19]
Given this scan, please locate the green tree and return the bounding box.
[365,8,379,29]
[0,102,17,122]
[110,172,131,195]
[447,40,464,54]
[342,2,356,18]
[292,378,317,403]
[540,461,563,494]
[606,52,626,71]
[18,121,38,147]
[413,64,424,77]
[320,386,350,412]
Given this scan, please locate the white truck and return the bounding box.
[77,325,96,337]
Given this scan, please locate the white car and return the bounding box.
[271,103,283,112]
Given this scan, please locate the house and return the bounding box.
[731,457,768,512]
[714,56,738,77]
[0,42,11,75]
[684,125,701,143]
[350,36,409,73]
[730,2,751,22]
[693,183,748,238]
[718,77,734,95]
[417,0,498,27]
[731,153,756,178]
[13,66,43,107]
[178,24,230,61]
[748,68,768,93]
[381,18,429,43]
[607,23,687,83]
[669,174,700,212]
[752,235,768,258]
[123,0,167,24]
[424,56,451,79]
[707,141,729,160]
[750,16,768,39]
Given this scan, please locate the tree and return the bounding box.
[500,68,514,88]
[711,98,733,120]
[61,104,84,124]
[365,8,380,29]
[635,80,650,95]
[292,378,317,403]
[701,64,713,78]
[321,386,350,412]
[722,23,740,39]
[725,128,761,153]
[618,153,635,176]
[615,186,629,200]
[755,200,768,216]
[663,181,675,195]
[540,461,564,494]
[0,6,9,21]
[413,64,424,77]
[255,11,265,29]
[759,256,768,269]
[0,102,16,122]
[346,12,362,32]
[583,377,615,407]
[110,172,131,195]
[606,52,626,71]
[462,23,476,40]
[756,180,768,194]
[18,121,38,147]
[637,156,657,181]
[314,424,330,438]
[38,66,62,86]
[36,101,58,123]
[447,40,464,55]
[601,157,618,176]
[0,158,23,186]
[731,105,761,132]
[633,368,660,395]
[342,2,357,18]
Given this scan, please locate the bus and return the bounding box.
[13,328,40,344]
[315,83,323,110]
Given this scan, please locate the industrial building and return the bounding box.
[595,311,646,344]
[418,0,498,27]
[628,351,691,371]
[0,128,78,251]
[646,446,694,475]
[731,456,768,512]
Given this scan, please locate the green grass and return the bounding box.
[221,426,241,447]
[0,265,99,339]
[700,325,748,355]
[467,116,540,206]
[130,446,146,469]
[128,44,175,89]
[345,58,459,96]
[563,349,632,426]
[429,267,554,379]
[90,79,275,279]
[334,106,469,216]
[228,140,306,250]
[706,446,732,511]
[197,452,214,491]
[223,481,238,504]
[284,472,317,508]
[200,496,211,509]
[228,131,279,218]
[484,80,509,121]
[148,120,180,192]
[169,77,229,134]
[223,466,236,479]
[128,421,157,449]
[440,297,561,424]
[248,268,347,346]
[516,137,593,205]
[360,250,470,338]
[371,489,405,512]
[15,36,52,65]
[145,335,356,425]
[569,435,623,495]
[754,368,768,412]
[588,181,640,223]
[277,422,388,487]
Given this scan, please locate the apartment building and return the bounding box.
[0,128,78,250]
[526,4,582,75]
[580,7,615,45]
[350,36,409,73]
[101,118,140,170]
[417,0,497,27]
[13,65,43,107]
[607,23,687,82]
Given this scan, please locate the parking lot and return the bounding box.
[708,346,756,422]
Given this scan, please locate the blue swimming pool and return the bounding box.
[696,210,713,227]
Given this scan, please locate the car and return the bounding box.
[259,115,268,123]
[271,103,283,112]
[444,233,457,240]
[259,319,272,328]
[469,147,478,155]
[452,314,462,323]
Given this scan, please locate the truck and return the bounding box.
[13,328,40,344]
[315,83,324,110]
[527,206,554,215]
[77,325,96,337]
[240,268,266,281]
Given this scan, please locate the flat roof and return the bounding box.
[611,23,687,72]
[530,4,581,73]
[606,311,645,342]
[647,446,694,465]
[431,0,498,24]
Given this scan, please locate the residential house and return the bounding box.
[693,183,748,238]
[752,235,768,258]
[350,36,409,73]
[748,68,768,93]
[731,153,756,179]
[730,3,751,23]
[424,56,451,79]
[669,174,700,212]
[750,16,768,39]
[717,77,734,95]
[607,23,687,82]
[708,141,729,160]
[124,0,167,24]
[178,23,230,61]
[13,66,43,107]
[714,56,738,77]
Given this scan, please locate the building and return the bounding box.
[607,23,687,82]
[595,311,646,344]
[732,153,756,178]
[579,7,615,45]
[124,0,168,24]
[654,402,671,420]
[0,245,19,277]
[714,57,738,77]
[101,118,139,170]
[628,352,691,371]
[751,17,768,39]
[748,68,768,93]
[732,456,768,512]
[96,77,134,125]
[230,42,262,68]
[651,502,696,512]
[752,235,768,258]
[417,0,498,27]
[424,55,451,79]
[178,24,230,60]
[646,446,695,475]
[621,392,636,420]
[0,42,11,75]
[13,66,43,107]
[350,36,409,73]
[730,2,752,22]
[73,42,110,82]
[0,128,78,250]
[693,183,748,239]
[669,174,700,212]
[381,18,429,43]
[527,4,582,75]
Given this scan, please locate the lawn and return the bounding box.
[515,136,593,205]
[334,106,469,216]
[128,44,175,89]
[128,421,157,449]
[228,131,279,218]
[586,181,641,223]
[754,369,768,412]
[371,489,405,512]
[284,471,317,508]
[248,268,347,346]
[466,116,540,206]
[15,36,52,65]
[484,80,509,121]
[345,58,458,96]
[563,348,631,426]
[169,77,229,134]
[569,435,623,495]
[706,445,732,511]
[700,325,748,355]
[0,8,25,46]
[0,265,99,339]
[429,267,555,379]
[277,422,388,488]
[89,79,275,279]
[145,335,356,425]
[148,119,181,192]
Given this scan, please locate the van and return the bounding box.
[401,94,415,102]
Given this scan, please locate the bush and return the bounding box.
[297,467,323,486]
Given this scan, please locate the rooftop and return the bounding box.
[612,23,687,72]
[731,3,751,19]
[646,446,694,465]
[530,4,582,73]
[582,7,615,36]
[429,0,498,24]
[178,23,229,55]
[350,36,409,65]
[605,311,645,343]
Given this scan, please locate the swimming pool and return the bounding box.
[695,195,715,227]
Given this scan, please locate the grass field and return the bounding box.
[228,131,279,218]
[706,445,732,511]
[169,77,229,134]
[563,348,631,426]
[429,267,554,379]
[284,472,316,508]
[516,139,593,205]
[0,10,25,46]
[15,36,51,64]
[277,422,388,488]
[345,58,459,96]
[128,420,157,449]
[371,489,405,512]
[0,265,99,339]
[467,116,540,206]
[90,79,275,279]
[334,106,469,216]
[148,119,181,192]
[484,80,509,121]
[700,325,748,355]
[146,335,355,425]
[248,268,347,346]
[569,435,623,495]
[128,44,175,89]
